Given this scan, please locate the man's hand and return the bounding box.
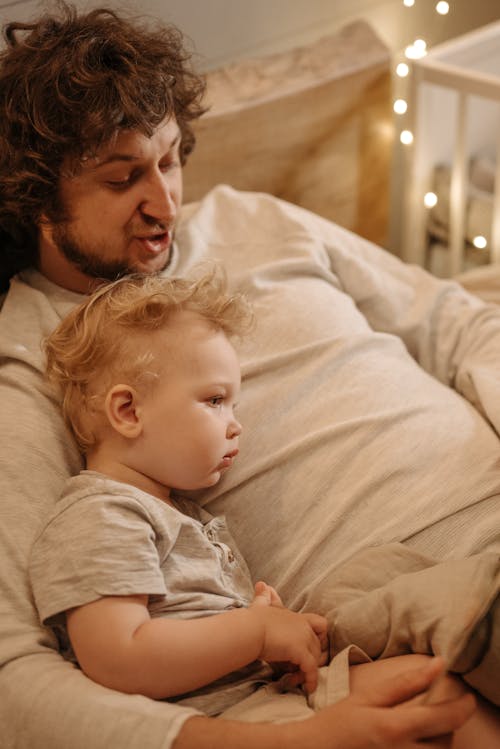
[289,657,476,749]
[249,580,329,693]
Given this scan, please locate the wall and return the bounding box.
[1,0,498,70]
[168,0,499,72]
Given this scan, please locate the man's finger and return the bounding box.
[360,657,446,708]
[394,694,476,741]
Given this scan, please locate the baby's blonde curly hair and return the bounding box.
[44,267,251,452]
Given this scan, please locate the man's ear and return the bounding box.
[38,214,53,238]
[104,385,143,439]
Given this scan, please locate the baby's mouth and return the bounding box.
[219,449,239,469]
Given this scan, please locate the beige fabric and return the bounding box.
[1,186,500,748]
[219,648,371,724]
[30,472,256,626]
[220,681,316,723]
[457,263,500,304]
[302,544,500,705]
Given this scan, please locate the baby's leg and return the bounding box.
[349,654,500,748]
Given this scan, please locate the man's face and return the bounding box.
[38,117,183,292]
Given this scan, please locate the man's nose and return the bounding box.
[139,171,177,223]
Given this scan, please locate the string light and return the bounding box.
[405,45,418,59]
[398,2,465,267]
[473,236,488,250]
[405,39,427,59]
[398,2,454,171]
[424,192,438,208]
[436,1,449,14]
[396,2,492,274]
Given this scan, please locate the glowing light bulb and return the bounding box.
[424,192,438,208]
[396,62,410,77]
[405,42,427,60]
[436,1,449,14]
[473,235,488,249]
[394,99,408,114]
[403,0,415,6]
[400,130,414,145]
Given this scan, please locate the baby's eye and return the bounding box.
[207,395,224,408]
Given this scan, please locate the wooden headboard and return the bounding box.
[183,21,393,247]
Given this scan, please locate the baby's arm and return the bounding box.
[66,591,327,699]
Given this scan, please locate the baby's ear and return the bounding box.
[104,385,143,439]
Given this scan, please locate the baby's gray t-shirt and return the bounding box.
[29,471,272,714]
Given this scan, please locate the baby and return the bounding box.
[30,269,328,716]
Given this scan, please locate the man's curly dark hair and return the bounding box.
[0,3,206,291]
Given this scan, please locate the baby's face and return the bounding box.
[135,311,242,493]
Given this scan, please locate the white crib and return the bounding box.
[403,20,500,277]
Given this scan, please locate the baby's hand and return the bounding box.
[249,583,328,694]
[252,580,285,607]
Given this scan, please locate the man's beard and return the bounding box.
[52,223,172,282]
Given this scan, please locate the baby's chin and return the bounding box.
[178,472,223,494]
[203,470,224,488]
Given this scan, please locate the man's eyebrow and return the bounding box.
[93,154,137,168]
[93,132,182,169]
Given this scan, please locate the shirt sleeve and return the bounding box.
[29,492,171,624]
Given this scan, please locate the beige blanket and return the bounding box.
[302,543,499,705]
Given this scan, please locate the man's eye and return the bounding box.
[160,159,179,173]
[105,169,141,189]
[106,178,132,189]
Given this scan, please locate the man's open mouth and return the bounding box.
[136,232,171,255]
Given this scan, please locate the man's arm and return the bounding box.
[66,591,328,698]
[174,657,477,749]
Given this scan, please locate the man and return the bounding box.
[0,4,498,748]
